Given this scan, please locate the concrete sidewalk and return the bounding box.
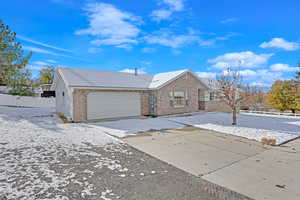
[123,127,300,200]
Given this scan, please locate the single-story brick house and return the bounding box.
[52,67,226,122]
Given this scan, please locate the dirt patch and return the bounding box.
[176,126,200,132]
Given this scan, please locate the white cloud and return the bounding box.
[29,60,58,71]
[151,0,184,21]
[236,69,285,87]
[250,69,285,85]
[145,30,211,48]
[270,63,298,72]
[119,68,146,74]
[260,38,300,51]
[197,67,291,87]
[23,46,64,56]
[151,9,172,22]
[250,82,270,87]
[88,47,102,53]
[27,65,46,71]
[18,35,73,53]
[24,46,88,62]
[197,72,217,78]
[220,18,238,24]
[46,59,57,64]
[238,69,257,76]
[32,61,49,66]
[162,0,184,11]
[76,3,141,48]
[208,51,273,69]
[115,44,133,50]
[140,61,151,65]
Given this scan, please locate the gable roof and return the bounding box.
[55,67,205,90]
[199,77,220,90]
[149,70,188,89]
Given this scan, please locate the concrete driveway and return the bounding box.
[123,126,300,200]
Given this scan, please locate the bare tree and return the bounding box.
[216,68,247,125]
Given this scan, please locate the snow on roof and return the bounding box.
[199,77,220,90]
[148,70,188,88]
[58,67,153,89]
[57,67,190,89]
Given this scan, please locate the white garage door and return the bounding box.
[87,92,141,120]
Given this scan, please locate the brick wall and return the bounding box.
[73,89,89,122]
[155,72,207,116]
[72,72,212,121]
[140,91,150,116]
[73,89,150,122]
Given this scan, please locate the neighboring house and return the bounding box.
[40,84,52,92]
[52,67,209,122]
[40,84,55,97]
[198,78,231,112]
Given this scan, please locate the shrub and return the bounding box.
[8,87,34,96]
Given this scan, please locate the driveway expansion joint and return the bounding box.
[200,150,269,177]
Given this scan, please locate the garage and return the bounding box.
[87,92,141,120]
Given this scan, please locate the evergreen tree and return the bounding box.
[0,19,32,86]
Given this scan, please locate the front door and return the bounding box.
[198,89,205,110]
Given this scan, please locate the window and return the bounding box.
[198,90,206,101]
[170,90,188,107]
[209,92,214,101]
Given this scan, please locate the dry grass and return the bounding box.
[57,113,74,123]
[261,138,277,146]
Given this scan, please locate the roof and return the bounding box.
[199,77,220,90]
[55,67,205,90]
[148,70,188,88]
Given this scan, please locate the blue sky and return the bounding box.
[1,0,300,86]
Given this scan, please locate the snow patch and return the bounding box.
[0,106,124,199]
[168,112,300,145]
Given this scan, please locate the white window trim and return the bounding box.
[170,89,188,108]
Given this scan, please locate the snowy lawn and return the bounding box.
[167,112,300,145]
[90,112,300,145]
[1,106,240,200]
[0,106,128,199]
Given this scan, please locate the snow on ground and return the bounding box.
[167,112,300,145]
[241,112,300,119]
[0,106,252,199]
[88,111,300,145]
[0,106,120,149]
[92,118,185,138]
[0,106,127,199]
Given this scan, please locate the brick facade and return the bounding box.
[140,91,150,116]
[72,72,208,122]
[73,89,149,122]
[155,72,207,116]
